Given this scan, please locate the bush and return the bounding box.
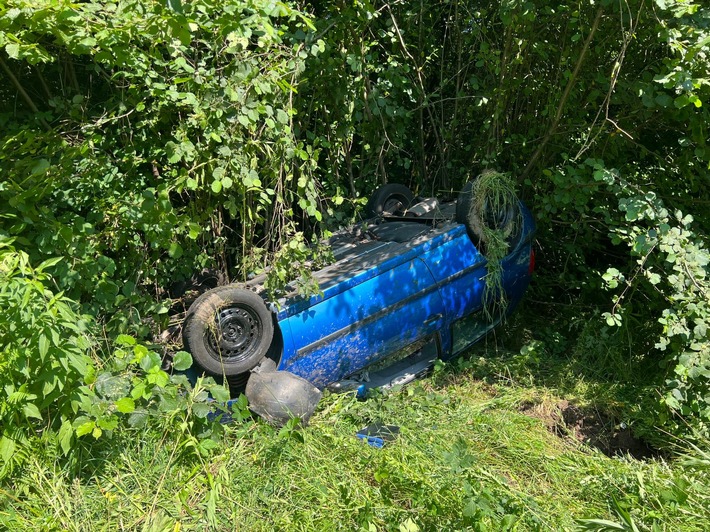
[0,0,323,333]
[0,241,94,476]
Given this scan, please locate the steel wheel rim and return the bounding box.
[205,305,263,363]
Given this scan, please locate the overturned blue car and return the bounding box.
[182,177,535,424]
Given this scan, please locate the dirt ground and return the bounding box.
[519,398,658,459]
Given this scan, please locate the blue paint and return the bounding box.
[268,203,536,388]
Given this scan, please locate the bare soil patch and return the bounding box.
[519,398,659,459]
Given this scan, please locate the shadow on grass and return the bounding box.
[435,298,670,458]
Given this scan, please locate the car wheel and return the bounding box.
[365,184,415,217]
[183,286,274,376]
[456,178,521,250]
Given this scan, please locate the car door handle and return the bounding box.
[423,313,443,325]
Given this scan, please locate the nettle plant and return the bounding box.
[76,335,237,459]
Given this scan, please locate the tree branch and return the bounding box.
[0,55,51,131]
[520,7,603,182]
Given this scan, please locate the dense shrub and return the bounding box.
[0,0,322,332]
[0,241,95,475]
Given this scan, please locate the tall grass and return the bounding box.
[1,362,708,531]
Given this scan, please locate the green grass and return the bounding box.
[2,364,709,530]
[2,305,709,531]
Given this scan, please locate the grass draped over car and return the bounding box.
[466,170,521,320]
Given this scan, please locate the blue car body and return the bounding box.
[262,200,535,388]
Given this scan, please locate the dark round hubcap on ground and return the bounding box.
[206,306,261,362]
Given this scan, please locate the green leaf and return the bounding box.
[116,334,136,346]
[38,334,50,359]
[67,352,89,374]
[0,435,16,461]
[133,344,149,358]
[115,397,136,413]
[166,0,184,14]
[188,223,200,239]
[193,403,212,418]
[140,352,162,372]
[75,420,95,437]
[199,438,219,451]
[674,94,690,108]
[172,351,193,371]
[168,242,183,258]
[36,256,63,272]
[148,370,170,387]
[128,411,148,428]
[647,272,661,285]
[576,519,626,530]
[5,43,22,61]
[58,420,73,455]
[97,416,118,431]
[209,384,230,402]
[22,403,42,420]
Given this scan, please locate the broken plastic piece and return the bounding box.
[356,423,400,448]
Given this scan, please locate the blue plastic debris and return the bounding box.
[356,423,400,448]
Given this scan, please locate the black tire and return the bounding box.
[456,179,521,250]
[183,286,274,376]
[365,184,415,217]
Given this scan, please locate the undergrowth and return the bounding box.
[1,346,709,531]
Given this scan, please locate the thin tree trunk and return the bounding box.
[520,7,603,182]
[0,56,51,131]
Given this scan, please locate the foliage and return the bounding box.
[0,240,94,477]
[1,0,710,495]
[0,239,231,476]
[2,370,710,530]
[0,0,323,333]
[262,228,334,300]
[595,164,710,433]
[74,335,233,460]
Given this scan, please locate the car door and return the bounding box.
[279,257,445,387]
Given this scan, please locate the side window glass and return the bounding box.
[452,310,490,354]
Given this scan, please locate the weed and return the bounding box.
[467,170,521,321]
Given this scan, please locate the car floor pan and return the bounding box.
[245,368,322,426]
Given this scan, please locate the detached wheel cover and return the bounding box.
[183,287,274,376]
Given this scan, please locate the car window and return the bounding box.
[451,310,494,354]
